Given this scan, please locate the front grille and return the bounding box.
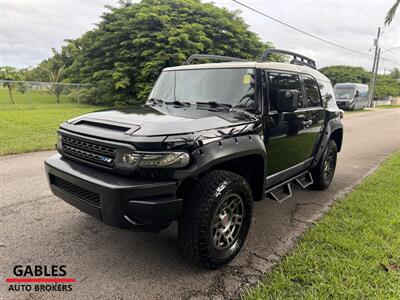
[62,136,116,168]
[51,175,100,207]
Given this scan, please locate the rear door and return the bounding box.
[301,74,325,150]
[264,71,324,177]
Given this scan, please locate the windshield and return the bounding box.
[334,87,355,100]
[149,68,256,109]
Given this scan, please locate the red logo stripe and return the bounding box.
[5,278,76,283]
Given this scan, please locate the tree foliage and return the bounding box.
[44,65,66,103]
[319,65,370,86]
[34,0,270,105]
[320,65,400,98]
[385,0,400,25]
[0,66,22,104]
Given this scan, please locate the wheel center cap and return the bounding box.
[222,215,229,227]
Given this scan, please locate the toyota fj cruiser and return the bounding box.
[45,49,343,269]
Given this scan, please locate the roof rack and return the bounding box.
[184,54,248,65]
[261,49,316,69]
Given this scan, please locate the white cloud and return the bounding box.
[0,0,399,72]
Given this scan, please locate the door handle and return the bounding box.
[302,120,313,127]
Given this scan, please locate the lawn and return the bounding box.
[376,104,400,109]
[246,152,400,299]
[0,88,107,155]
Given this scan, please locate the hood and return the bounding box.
[60,104,260,147]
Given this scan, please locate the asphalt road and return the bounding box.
[1,109,399,300]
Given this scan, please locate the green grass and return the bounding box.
[0,88,107,155]
[376,104,400,109]
[246,152,400,299]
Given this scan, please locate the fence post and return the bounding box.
[77,84,80,104]
[29,83,33,109]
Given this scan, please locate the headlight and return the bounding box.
[116,150,190,169]
[139,152,190,168]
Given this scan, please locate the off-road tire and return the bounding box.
[178,170,253,269]
[311,139,337,190]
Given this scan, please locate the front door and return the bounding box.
[264,71,324,178]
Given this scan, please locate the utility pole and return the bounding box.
[371,48,381,106]
[368,27,381,107]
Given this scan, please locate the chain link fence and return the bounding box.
[0,80,92,109]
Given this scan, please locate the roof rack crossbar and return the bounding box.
[184,54,248,65]
[261,49,316,69]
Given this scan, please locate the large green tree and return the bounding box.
[319,65,370,86]
[42,0,270,105]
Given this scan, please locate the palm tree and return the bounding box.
[385,0,400,25]
[0,66,21,104]
[45,65,65,103]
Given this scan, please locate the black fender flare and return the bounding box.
[173,134,267,181]
[312,117,343,168]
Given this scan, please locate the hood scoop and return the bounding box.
[73,118,140,135]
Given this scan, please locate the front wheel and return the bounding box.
[310,139,337,190]
[178,171,253,269]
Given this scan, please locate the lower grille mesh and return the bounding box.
[51,175,100,207]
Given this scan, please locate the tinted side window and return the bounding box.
[268,72,302,110]
[319,80,337,109]
[303,75,322,107]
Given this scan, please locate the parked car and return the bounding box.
[45,49,343,269]
[334,83,369,110]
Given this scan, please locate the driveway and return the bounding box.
[1,109,399,299]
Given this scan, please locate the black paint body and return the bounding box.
[45,67,343,230]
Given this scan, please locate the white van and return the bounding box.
[334,83,369,110]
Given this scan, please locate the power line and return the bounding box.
[381,46,400,54]
[232,0,374,58]
[326,1,366,27]
[380,56,400,66]
[286,0,368,49]
[318,47,372,63]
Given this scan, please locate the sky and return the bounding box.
[0,0,399,73]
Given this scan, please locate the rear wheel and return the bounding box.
[178,170,253,269]
[311,139,337,190]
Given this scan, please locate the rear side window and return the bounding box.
[268,72,303,110]
[303,75,322,107]
[319,80,337,109]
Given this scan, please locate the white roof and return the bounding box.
[164,61,330,82]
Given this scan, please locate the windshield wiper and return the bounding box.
[147,97,164,105]
[165,100,191,107]
[230,106,259,119]
[196,101,232,111]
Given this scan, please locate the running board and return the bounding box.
[266,171,313,203]
[294,171,313,189]
[266,182,292,203]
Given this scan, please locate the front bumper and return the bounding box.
[45,154,182,230]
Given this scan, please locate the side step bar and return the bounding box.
[266,171,313,203]
[295,172,314,189]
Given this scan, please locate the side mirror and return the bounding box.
[355,90,359,98]
[276,89,298,113]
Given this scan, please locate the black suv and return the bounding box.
[45,50,343,269]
